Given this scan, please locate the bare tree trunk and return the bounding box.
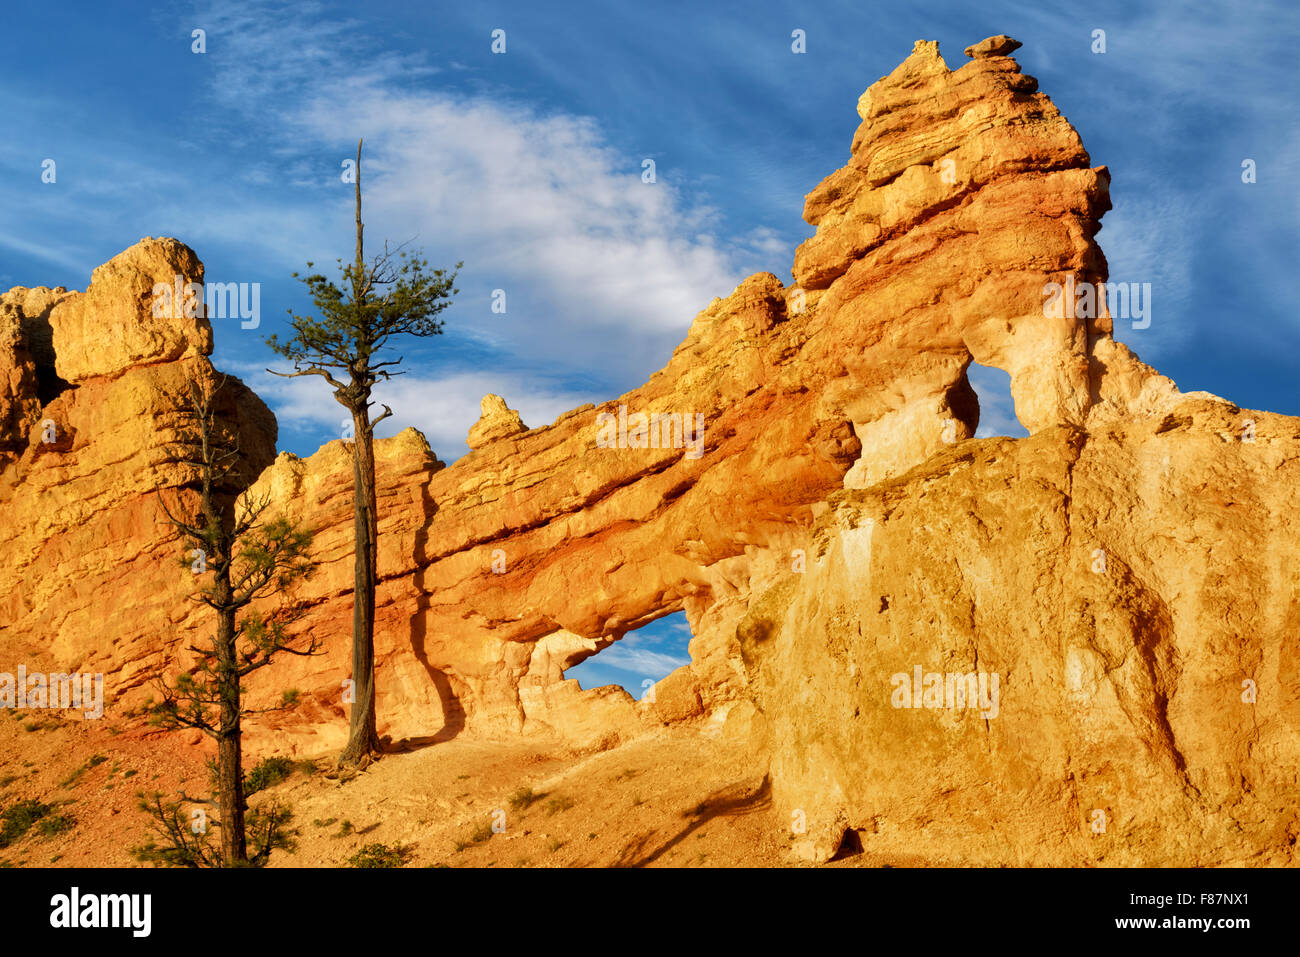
[337,137,382,768]
[207,490,247,866]
[339,404,381,766]
[216,604,247,866]
[354,139,364,272]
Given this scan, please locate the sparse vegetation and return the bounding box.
[509,787,542,811]
[0,800,69,847]
[546,795,574,816]
[0,801,45,845]
[37,812,75,838]
[244,756,296,796]
[146,376,316,867]
[59,754,110,789]
[347,842,411,868]
[132,791,296,868]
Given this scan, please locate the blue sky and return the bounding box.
[3,1,1296,689]
[566,612,694,696]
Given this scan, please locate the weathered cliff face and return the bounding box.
[742,405,1300,866]
[735,37,1300,866]
[0,239,276,704]
[1,34,1295,865]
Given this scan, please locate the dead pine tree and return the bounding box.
[139,374,316,867]
[266,138,460,769]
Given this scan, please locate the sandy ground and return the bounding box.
[0,705,840,868]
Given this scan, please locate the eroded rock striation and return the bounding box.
[2,37,1295,865]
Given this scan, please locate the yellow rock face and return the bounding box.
[743,406,1300,865]
[466,394,527,449]
[49,237,213,383]
[0,239,276,717]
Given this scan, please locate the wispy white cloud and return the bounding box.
[0,234,91,275]
[993,0,1300,363]
[564,611,693,692]
[181,0,749,449]
[587,644,691,677]
[1096,192,1197,355]
[277,89,740,340]
[597,617,692,674]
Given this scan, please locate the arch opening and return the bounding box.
[565,611,693,700]
[966,362,1028,438]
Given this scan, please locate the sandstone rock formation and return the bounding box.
[466,394,528,449]
[48,238,213,382]
[742,403,1300,865]
[737,40,1300,865]
[965,34,1021,58]
[0,285,72,462]
[228,36,1136,751]
[231,269,849,750]
[2,36,1296,867]
[0,239,276,707]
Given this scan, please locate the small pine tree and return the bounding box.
[266,138,460,768]
[139,374,316,868]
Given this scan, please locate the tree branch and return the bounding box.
[266,366,349,392]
